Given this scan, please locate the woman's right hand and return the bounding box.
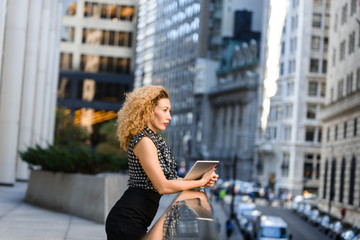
[200,167,218,187]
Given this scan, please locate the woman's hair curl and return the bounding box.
[117,85,169,150]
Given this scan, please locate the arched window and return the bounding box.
[339,158,346,203]
[349,156,356,205]
[330,158,336,201]
[323,160,328,199]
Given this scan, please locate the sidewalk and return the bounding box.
[0,182,106,240]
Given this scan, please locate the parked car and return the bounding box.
[257,215,292,240]
[296,203,304,215]
[319,215,331,234]
[328,221,344,240]
[340,229,356,240]
[302,204,312,220]
[352,233,360,240]
[309,209,320,225]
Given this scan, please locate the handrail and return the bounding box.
[144,190,220,240]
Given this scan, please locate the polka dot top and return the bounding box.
[127,127,178,192]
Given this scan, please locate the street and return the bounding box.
[255,200,332,240]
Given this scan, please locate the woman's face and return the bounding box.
[148,98,172,132]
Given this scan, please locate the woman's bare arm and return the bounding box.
[133,137,218,194]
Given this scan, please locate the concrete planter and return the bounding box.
[25,170,128,223]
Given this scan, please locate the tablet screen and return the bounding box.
[184,160,219,180]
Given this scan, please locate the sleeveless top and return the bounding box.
[127,127,178,192]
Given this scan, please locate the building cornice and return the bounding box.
[319,90,360,121]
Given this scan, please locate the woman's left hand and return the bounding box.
[204,171,219,187]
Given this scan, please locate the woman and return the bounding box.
[105,85,218,240]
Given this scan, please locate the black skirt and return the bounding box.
[105,187,161,240]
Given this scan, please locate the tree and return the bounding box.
[54,106,90,150]
[96,119,127,158]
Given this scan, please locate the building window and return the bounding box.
[359,25,360,48]
[57,78,71,99]
[305,127,315,142]
[266,127,277,141]
[281,152,290,177]
[312,13,322,28]
[349,157,356,205]
[310,59,319,73]
[341,4,348,25]
[83,29,133,48]
[335,125,338,140]
[280,62,284,75]
[281,41,285,56]
[323,37,329,52]
[315,155,321,179]
[327,127,330,142]
[318,128,322,143]
[320,82,325,97]
[322,60,327,74]
[357,68,360,90]
[313,0,322,8]
[308,82,318,96]
[338,79,344,99]
[332,48,336,66]
[346,72,353,94]
[84,3,135,22]
[344,121,347,139]
[354,118,358,136]
[307,104,317,119]
[65,2,77,16]
[323,160,328,199]
[61,26,75,42]
[334,14,338,31]
[349,32,355,54]
[284,104,293,119]
[340,41,346,61]
[304,162,312,179]
[287,81,294,96]
[284,126,291,141]
[60,53,73,70]
[339,158,346,203]
[311,36,320,51]
[325,14,330,30]
[350,0,357,16]
[330,159,336,201]
[80,54,131,74]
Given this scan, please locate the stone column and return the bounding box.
[47,0,63,143]
[0,0,7,82]
[0,0,29,184]
[42,0,57,145]
[16,0,44,180]
[32,0,51,147]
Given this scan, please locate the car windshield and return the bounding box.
[261,227,287,238]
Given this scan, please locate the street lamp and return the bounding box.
[230,154,238,219]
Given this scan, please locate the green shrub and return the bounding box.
[20,145,128,174]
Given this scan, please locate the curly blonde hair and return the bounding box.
[117,85,169,150]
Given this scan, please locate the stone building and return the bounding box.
[255,0,330,196]
[318,0,360,227]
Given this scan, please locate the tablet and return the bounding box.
[184,160,219,180]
